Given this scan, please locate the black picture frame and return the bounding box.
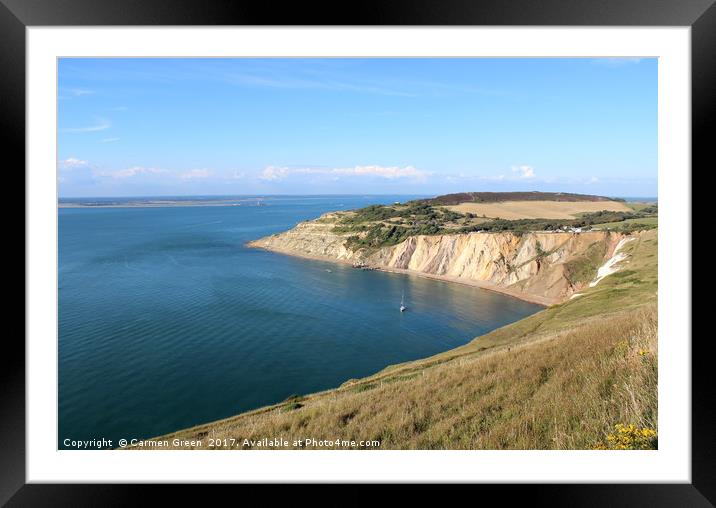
[4,0,709,502]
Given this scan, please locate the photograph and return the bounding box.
[57,56,659,452]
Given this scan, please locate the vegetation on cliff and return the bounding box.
[331,200,657,250]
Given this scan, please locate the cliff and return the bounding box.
[248,213,628,305]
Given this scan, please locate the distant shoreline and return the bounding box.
[59,200,267,209]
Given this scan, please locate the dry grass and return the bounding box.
[445,200,632,220]
[144,230,657,450]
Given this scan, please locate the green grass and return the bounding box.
[626,202,657,212]
[563,240,609,285]
[593,216,658,230]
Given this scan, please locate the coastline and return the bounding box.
[246,241,556,307]
[59,202,263,209]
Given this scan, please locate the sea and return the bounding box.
[58,195,542,448]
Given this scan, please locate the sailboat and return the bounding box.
[400,291,406,312]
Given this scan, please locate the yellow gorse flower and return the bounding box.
[594,423,657,450]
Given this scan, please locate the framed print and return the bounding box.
[5,0,711,502]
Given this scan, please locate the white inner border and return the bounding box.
[27,27,691,483]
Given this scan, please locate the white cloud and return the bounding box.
[259,166,291,181]
[102,166,169,179]
[57,159,99,187]
[61,118,111,133]
[179,168,212,180]
[511,165,536,179]
[58,159,220,183]
[333,165,428,179]
[58,158,241,192]
[100,137,120,143]
[259,165,430,181]
[58,158,89,169]
[444,166,536,183]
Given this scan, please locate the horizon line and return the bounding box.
[58,192,658,200]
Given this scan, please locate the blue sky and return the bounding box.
[58,58,657,197]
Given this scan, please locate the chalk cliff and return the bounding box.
[248,213,628,305]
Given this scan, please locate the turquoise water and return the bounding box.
[58,195,542,448]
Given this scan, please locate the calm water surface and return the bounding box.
[58,195,542,448]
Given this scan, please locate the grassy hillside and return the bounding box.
[150,229,658,450]
[423,191,622,205]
